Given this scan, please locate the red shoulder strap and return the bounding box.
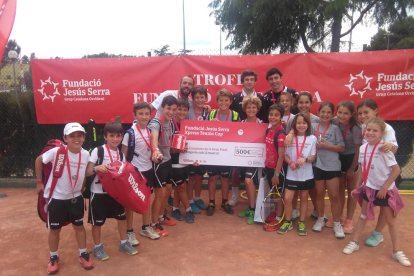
[48,146,67,199]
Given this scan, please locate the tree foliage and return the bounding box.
[153,44,174,56]
[366,16,414,50]
[1,40,21,67]
[82,52,135,58]
[209,0,414,53]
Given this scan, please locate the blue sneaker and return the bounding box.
[119,241,138,256]
[171,209,184,221]
[93,244,109,261]
[194,198,207,210]
[185,211,195,224]
[365,231,384,247]
[190,202,201,214]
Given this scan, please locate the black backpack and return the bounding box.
[82,146,124,198]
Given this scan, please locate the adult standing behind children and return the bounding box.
[35,122,93,274]
[151,75,194,114]
[262,67,298,122]
[230,70,265,121]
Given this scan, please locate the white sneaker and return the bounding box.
[140,226,160,240]
[292,209,300,220]
[392,251,412,267]
[312,217,325,232]
[343,241,359,254]
[127,231,140,246]
[333,222,345,239]
[228,193,238,207]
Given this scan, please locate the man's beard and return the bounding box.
[180,87,190,97]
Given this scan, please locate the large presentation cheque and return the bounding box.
[179,120,268,167]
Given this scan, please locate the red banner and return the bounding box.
[32,50,414,124]
[0,0,17,61]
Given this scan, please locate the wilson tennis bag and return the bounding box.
[98,161,150,214]
[37,143,69,225]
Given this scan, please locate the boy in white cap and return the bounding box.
[35,122,93,274]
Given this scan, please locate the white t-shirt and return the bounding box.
[89,145,124,194]
[122,126,152,171]
[151,90,180,117]
[42,147,90,200]
[358,143,397,190]
[285,135,317,181]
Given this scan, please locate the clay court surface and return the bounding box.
[0,188,413,276]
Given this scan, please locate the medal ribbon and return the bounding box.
[65,149,81,197]
[295,135,307,161]
[362,141,380,185]
[104,144,119,163]
[315,123,331,140]
[135,124,152,151]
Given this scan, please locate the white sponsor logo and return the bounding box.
[54,153,65,172]
[38,77,111,103]
[345,70,373,98]
[128,173,146,201]
[237,129,244,135]
[38,76,60,102]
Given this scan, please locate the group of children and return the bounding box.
[35,82,411,274]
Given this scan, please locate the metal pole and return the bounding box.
[219,23,222,56]
[183,0,186,52]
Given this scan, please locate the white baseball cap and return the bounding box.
[63,122,86,136]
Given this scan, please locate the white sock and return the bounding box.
[79,248,87,255]
[186,207,192,212]
[232,187,239,195]
[94,243,102,249]
[173,207,179,211]
[50,251,59,257]
[120,239,127,244]
[189,199,195,204]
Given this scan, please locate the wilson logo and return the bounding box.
[54,153,65,173]
[128,173,146,201]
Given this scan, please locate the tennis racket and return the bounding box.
[261,185,285,231]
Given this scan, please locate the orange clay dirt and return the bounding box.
[0,188,413,276]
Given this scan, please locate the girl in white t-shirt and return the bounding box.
[343,118,410,267]
[277,113,317,236]
[357,99,399,248]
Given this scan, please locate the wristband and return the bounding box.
[92,166,96,173]
[274,172,280,177]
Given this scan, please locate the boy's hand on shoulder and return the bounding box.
[284,133,293,146]
[379,142,392,153]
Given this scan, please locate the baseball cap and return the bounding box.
[63,122,86,136]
